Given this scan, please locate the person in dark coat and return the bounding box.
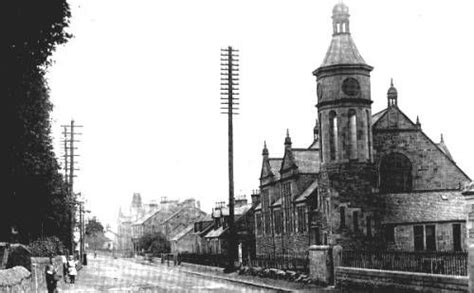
[45,264,59,293]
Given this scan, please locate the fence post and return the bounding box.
[309,245,332,285]
[462,182,474,292]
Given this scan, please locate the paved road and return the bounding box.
[58,254,273,292]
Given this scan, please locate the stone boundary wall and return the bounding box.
[336,266,468,292]
[31,256,64,292]
[0,266,31,292]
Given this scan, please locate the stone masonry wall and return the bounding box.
[389,222,466,252]
[373,130,470,191]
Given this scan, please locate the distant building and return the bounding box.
[255,2,471,256]
[119,196,206,254]
[204,196,256,262]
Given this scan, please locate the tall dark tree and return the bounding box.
[1,0,72,246]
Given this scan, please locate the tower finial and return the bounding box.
[262,140,269,156]
[313,119,320,141]
[440,133,444,143]
[415,116,421,130]
[284,129,292,148]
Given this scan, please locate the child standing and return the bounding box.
[67,255,78,284]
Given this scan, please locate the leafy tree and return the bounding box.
[85,218,105,236]
[85,218,106,251]
[29,236,66,257]
[1,0,72,246]
[138,232,170,256]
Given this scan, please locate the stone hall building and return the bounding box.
[254,3,471,256]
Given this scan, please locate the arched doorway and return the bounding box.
[379,153,412,193]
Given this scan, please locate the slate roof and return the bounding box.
[272,198,282,207]
[171,224,194,242]
[292,149,320,173]
[378,191,466,224]
[321,34,366,67]
[214,204,251,217]
[371,108,388,125]
[295,180,318,202]
[132,209,161,225]
[205,226,228,239]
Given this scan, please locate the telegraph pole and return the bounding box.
[220,46,239,271]
[61,120,82,255]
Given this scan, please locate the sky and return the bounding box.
[47,0,474,229]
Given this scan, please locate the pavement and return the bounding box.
[54,253,338,292]
[138,256,339,292]
[57,254,274,292]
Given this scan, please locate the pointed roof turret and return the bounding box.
[313,118,320,140]
[262,141,269,157]
[284,129,292,149]
[319,2,367,67]
[387,78,398,107]
[415,116,422,130]
[437,133,453,160]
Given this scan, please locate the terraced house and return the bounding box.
[254,2,471,257]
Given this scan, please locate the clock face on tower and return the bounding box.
[342,78,361,96]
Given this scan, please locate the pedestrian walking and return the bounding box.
[45,264,60,293]
[67,255,78,284]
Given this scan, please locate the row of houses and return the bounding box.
[116,192,260,263]
[170,195,257,262]
[116,194,206,255]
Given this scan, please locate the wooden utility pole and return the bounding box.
[220,46,239,270]
[61,120,82,255]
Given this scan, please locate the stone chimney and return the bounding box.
[251,190,261,206]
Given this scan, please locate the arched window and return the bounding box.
[366,110,371,161]
[329,111,338,161]
[348,109,357,159]
[379,153,413,193]
[319,113,323,162]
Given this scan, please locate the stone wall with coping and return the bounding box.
[0,266,31,291]
[31,256,64,292]
[336,266,468,292]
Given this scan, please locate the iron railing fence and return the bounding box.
[342,250,467,276]
[177,253,228,268]
[247,253,309,273]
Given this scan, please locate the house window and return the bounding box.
[366,216,372,238]
[385,224,395,242]
[425,225,436,251]
[414,225,424,251]
[297,206,307,233]
[453,223,462,251]
[274,209,283,234]
[256,212,262,236]
[329,111,338,161]
[353,211,359,232]
[281,182,292,233]
[339,206,345,228]
[262,189,271,235]
[348,109,357,160]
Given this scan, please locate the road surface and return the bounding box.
[58,254,273,292]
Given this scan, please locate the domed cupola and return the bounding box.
[332,2,350,35]
[387,78,398,107]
